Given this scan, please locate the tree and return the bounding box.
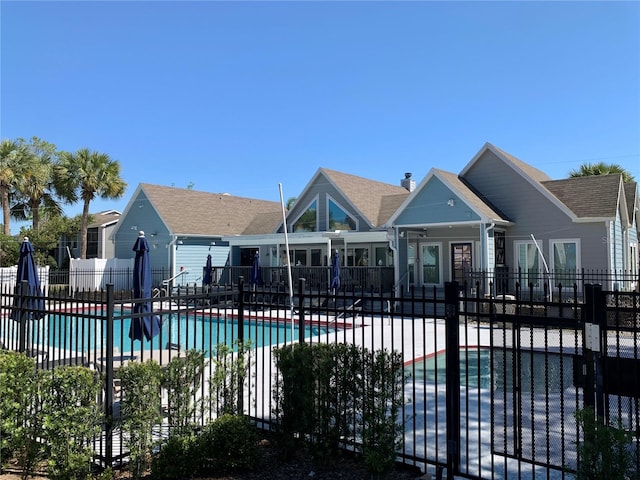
[20,215,86,267]
[0,139,26,235]
[569,162,635,183]
[0,233,20,267]
[55,148,127,259]
[12,137,62,232]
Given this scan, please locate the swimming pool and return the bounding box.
[39,311,334,354]
[407,347,574,393]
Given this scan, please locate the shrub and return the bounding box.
[0,351,45,478]
[359,348,405,480]
[195,414,261,474]
[272,342,317,455]
[41,365,102,480]
[117,359,163,480]
[161,349,206,436]
[208,340,253,416]
[151,433,198,479]
[273,343,406,477]
[574,407,634,480]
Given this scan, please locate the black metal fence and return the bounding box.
[2,276,639,479]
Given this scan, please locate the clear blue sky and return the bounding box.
[2,1,639,234]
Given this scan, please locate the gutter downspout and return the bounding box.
[168,235,178,281]
[483,223,495,296]
[484,223,495,271]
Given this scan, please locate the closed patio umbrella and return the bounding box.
[203,254,213,287]
[330,250,340,293]
[11,236,45,321]
[250,251,262,286]
[128,231,162,342]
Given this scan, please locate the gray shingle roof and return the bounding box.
[490,144,552,183]
[624,181,638,222]
[320,168,410,227]
[88,210,121,228]
[542,174,623,218]
[140,183,283,236]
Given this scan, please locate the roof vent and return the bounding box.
[401,173,415,192]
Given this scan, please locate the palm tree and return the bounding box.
[0,139,26,235]
[569,162,635,183]
[12,137,63,232]
[56,148,127,259]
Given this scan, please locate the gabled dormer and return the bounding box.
[277,168,409,233]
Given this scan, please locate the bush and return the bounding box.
[161,349,206,436]
[208,340,253,416]
[195,414,261,474]
[273,343,406,478]
[151,433,198,479]
[575,407,634,480]
[118,360,163,480]
[359,348,405,479]
[41,365,102,480]
[0,351,45,478]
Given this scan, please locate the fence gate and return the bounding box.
[446,281,639,480]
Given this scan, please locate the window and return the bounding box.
[550,239,579,287]
[421,244,441,285]
[292,249,307,266]
[328,198,357,231]
[375,246,392,266]
[293,199,318,232]
[86,228,99,258]
[345,247,369,266]
[288,248,323,266]
[310,249,323,266]
[515,241,542,287]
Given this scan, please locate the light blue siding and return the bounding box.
[610,212,624,272]
[394,177,480,226]
[175,245,230,286]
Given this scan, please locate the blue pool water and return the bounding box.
[41,311,333,354]
[407,347,573,393]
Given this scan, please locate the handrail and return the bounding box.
[395,271,409,290]
[161,270,189,286]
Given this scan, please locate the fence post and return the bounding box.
[582,283,605,419]
[592,284,605,420]
[238,277,245,414]
[298,278,306,344]
[105,283,115,467]
[444,281,460,480]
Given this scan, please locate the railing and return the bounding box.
[47,266,395,293]
[1,278,639,479]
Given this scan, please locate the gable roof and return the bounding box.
[88,210,121,228]
[461,143,580,220]
[542,174,626,221]
[624,181,638,226]
[136,183,282,236]
[387,168,511,226]
[435,169,511,222]
[320,168,410,227]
